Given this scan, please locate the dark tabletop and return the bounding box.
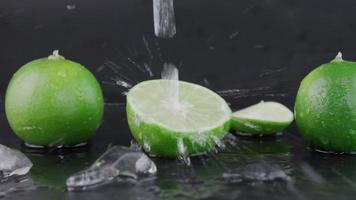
[2,0,356,199]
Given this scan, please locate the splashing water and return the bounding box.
[217,86,287,99]
[228,31,239,39]
[153,0,176,38]
[161,63,182,112]
[159,63,233,165]
[161,63,178,79]
[177,138,191,166]
[160,63,194,165]
[111,77,133,88]
[211,135,226,150]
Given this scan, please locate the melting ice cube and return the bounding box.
[240,162,290,181]
[0,176,34,196]
[66,146,157,190]
[0,144,33,179]
[223,162,290,183]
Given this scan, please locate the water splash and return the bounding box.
[203,78,209,86]
[206,34,215,50]
[258,67,287,77]
[111,77,133,88]
[217,86,287,99]
[228,31,239,39]
[154,38,164,62]
[143,140,151,153]
[66,4,76,10]
[127,57,146,73]
[143,62,154,77]
[104,102,125,107]
[142,36,154,60]
[161,63,181,112]
[153,0,176,38]
[177,138,191,166]
[211,135,226,150]
[130,140,142,151]
[161,63,178,80]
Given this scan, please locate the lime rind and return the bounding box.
[231,117,292,136]
[231,101,294,135]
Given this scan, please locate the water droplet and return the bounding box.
[130,140,141,150]
[143,140,151,152]
[177,138,191,166]
[211,135,225,150]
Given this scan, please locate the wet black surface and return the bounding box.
[2,0,356,199]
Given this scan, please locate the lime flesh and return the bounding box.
[295,53,356,153]
[231,101,293,135]
[126,80,231,157]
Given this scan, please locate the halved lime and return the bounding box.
[126,80,231,157]
[231,101,293,136]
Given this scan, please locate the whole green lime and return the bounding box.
[295,52,356,153]
[5,50,104,147]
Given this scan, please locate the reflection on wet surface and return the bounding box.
[0,131,355,200]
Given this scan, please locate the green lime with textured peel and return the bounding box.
[295,52,356,153]
[5,50,104,147]
[231,101,293,136]
[126,79,231,157]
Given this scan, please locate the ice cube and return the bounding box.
[65,167,116,190]
[66,146,157,190]
[223,162,290,183]
[0,144,33,179]
[0,176,34,196]
[153,0,176,38]
[241,162,290,181]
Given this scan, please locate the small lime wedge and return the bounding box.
[126,80,231,157]
[231,101,293,136]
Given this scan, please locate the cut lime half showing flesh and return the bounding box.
[231,101,293,136]
[126,80,231,157]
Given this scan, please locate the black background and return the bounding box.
[1,0,356,199]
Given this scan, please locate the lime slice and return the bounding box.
[231,101,293,136]
[126,80,231,157]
